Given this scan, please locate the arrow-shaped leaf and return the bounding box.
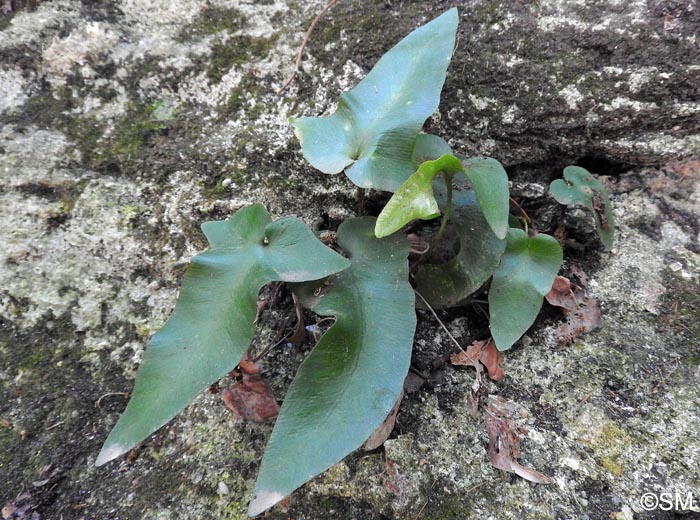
[462,158,510,239]
[411,133,453,164]
[248,217,415,516]
[550,166,614,250]
[291,8,458,192]
[415,188,507,308]
[489,229,563,351]
[96,205,350,466]
[374,154,463,238]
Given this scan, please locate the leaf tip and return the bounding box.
[494,224,508,240]
[95,441,128,467]
[437,6,459,26]
[374,226,389,239]
[247,490,285,517]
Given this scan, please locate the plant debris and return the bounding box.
[2,492,40,520]
[450,339,505,381]
[363,391,404,451]
[403,372,425,394]
[545,274,601,344]
[222,354,279,423]
[482,395,553,484]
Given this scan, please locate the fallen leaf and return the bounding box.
[569,263,589,287]
[1,504,15,520]
[545,276,577,310]
[450,339,505,381]
[237,354,259,376]
[2,492,40,520]
[483,395,553,484]
[556,299,601,344]
[222,355,279,422]
[450,342,482,371]
[363,390,404,451]
[479,340,505,381]
[545,274,602,343]
[403,372,424,394]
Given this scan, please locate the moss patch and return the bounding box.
[176,6,246,42]
[0,11,16,32]
[224,73,262,116]
[111,102,174,162]
[207,35,278,83]
[659,270,700,365]
[584,421,632,477]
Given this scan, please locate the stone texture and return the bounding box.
[0,1,698,519]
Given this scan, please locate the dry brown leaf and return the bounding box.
[450,342,482,370]
[2,492,40,520]
[545,274,601,344]
[555,298,601,344]
[545,276,577,310]
[222,354,279,422]
[363,390,404,451]
[403,372,424,394]
[483,396,553,485]
[479,340,505,381]
[450,339,505,381]
[569,263,589,287]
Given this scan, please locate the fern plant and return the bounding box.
[97,8,613,517]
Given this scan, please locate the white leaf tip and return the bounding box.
[247,490,285,517]
[95,442,127,467]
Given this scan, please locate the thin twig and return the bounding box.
[46,421,64,431]
[470,300,491,324]
[251,335,289,364]
[462,479,491,495]
[510,196,532,225]
[414,289,466,354]
[95,392,129,408]
[251,294,304,363]
[278,0,339,94]
[412,478,438,520]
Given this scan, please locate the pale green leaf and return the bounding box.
[248,217,415,516]
[489,229,563,351]
[412,134,453,163]
[462,157,510,239]
[291,9,458,192]
[375,154,463,238]
[95,205,349,466]
[550,166,614,250]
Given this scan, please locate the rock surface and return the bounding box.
[1,0,698,519]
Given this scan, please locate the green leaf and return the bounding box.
[462,157,510,239]
[488,229,563,351]
[375,154,463,238]
[414,188,507,308]
[412,134,453,163]
[248,217,415,516]
[95,205,349,466]
[291,9,458,193]
[550,165,614,250]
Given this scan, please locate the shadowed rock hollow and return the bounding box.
[1,0,698,519]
